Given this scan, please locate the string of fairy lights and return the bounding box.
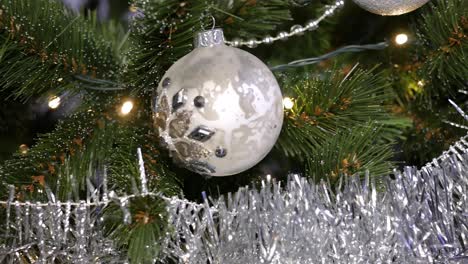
[44,32,410,110]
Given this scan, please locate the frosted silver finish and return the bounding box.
[353,0,429,16]
[154,29,284,176]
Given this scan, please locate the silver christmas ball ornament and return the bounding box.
[153,28,284,176]
[352,0,429,16]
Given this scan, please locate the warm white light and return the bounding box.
[121,100,134,115]
[417,80,425,87]
[48,96,61,109]
[395,33,408,45]
[19,144,29,154]
[283,97,294,110]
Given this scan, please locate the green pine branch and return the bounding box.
[124,0,207,94]
[254,1,340,67]
[125,0,292,94]
[387,0,468,165]
[277,66,409,160]
[306,123,394,183]
[413,0,467,99]
[0,110,96,198]
[0,97,180,262]
[104,195,169,263]
[0,0,125,99]
[276,66,409,181]
[0,95,180,200]
[213,0,292,40]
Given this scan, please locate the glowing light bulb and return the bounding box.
[19,144,29,154]
[121,100,134,115]
[395,33,408,45]
[48,96,61,109]
[129,5,138,12]
[283,97,294,110]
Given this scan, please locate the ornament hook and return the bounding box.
[209,15,216,30]
[200,13,216,31]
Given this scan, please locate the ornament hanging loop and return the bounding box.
[209,15,216,30]
[200,12,216,31]
[196,12,222,48]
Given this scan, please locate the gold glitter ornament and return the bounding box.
[352,0,429,16]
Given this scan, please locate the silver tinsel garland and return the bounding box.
[161,140,468,263]
[0,184,123,263]
[1,139,468,263]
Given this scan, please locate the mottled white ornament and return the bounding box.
[153,29,283,176]
[352,0,429,16]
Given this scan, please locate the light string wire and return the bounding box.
[269,42,389,71]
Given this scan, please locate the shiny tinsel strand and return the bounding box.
[160,148,468,263]
[0,176,124,263]
[1,137,467,263]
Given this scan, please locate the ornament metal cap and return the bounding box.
[194,28,225,48]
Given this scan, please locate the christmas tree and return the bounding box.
[0,0,467,263]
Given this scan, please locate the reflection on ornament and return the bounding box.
[154,28,284,176]
[48,96,61,109]
[283,97,294,110]
[120,100,134,115]
[352,0,429,16]
[395,33,408,45]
